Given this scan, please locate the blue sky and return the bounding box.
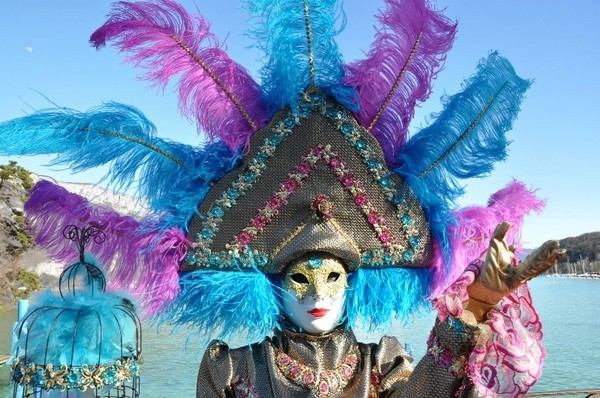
[1,1,599,248]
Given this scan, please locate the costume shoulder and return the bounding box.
[197,340,234,397]
[197,339,272,398]
[364,336,414,394]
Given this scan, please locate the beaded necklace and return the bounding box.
[275,348,359,397]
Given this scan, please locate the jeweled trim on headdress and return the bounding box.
[185,89,430,272]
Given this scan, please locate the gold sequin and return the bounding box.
[283,254,348,300]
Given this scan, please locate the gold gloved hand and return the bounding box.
[465,221,566,322]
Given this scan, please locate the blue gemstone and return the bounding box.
[68,369,81,385]
[33,370,43,383]
[308,256,323,269]
[209,254,221,266]
[403,250,414,261]
[453,319,465,334]
[201,228,214,239]
[185,252,198,265]
[392,194,404,205]
[362,253,373,263]
[13,367,22,381]
[244,173,257,183]
[383,252,392,263]
[227,189,241,199]
[104,368,117,384]
[402,215,412,225]
[380,176,390,187]
[256,153,266,162]
[256,254,269,267]
[356,140,366,150]
[341,123,352,134]
[269,135,282,145]
[368,159,379,169]
[409,237,420,247]
[209,207,224,218]
[284,118,295,128]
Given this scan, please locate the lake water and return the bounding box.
[1,276,599,397]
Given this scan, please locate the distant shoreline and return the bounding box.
[547,273,600,279]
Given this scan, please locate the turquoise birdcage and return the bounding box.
[11,225,142,398]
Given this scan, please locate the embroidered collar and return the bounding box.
[275,348,359,397]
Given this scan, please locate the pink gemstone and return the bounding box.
[305,373,314,383]
[313,146,322,155]
[329,158,339,168]
[320,383,328,392]
[253,216,266,229]
[380,232,390,243]
[297,163,310,174]
[268,197,281,208]
[342,367,351,377]
[284,179,298,191]
[341,175,354,187]
[290,365,299,373]
[280,357,291,365]
[367,212,379,224]
[354,193,368,206]
[238,231,252,245]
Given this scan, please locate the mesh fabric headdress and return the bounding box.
[0,0,532,342]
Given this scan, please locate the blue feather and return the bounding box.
[14,290,140,366]
[244,0,357,112]
[391,53,531,283]
[157,269,281,346]
[395,52,532,203]
[345,268,431,332]
[0,103,239,230]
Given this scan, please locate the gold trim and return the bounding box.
[304,0,316,84]
[79,127,190,169]
[329,218,362,258]
[367,32,424,133]
[271,222,308,259]
[380,368,412,390]
[270,217,362,265]
[419,81,508,179]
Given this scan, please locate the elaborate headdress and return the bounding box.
[0,0,535,343]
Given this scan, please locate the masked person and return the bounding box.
[2,0,564,397]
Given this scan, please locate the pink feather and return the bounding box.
[344,0,456,165]
[24,180,189,315]
[90,0,270,151]
[449,180,545,287]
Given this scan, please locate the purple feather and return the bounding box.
[90,0,270,151]
[24,180,189,315]
[344,0,456,164]
[433,180,546,296]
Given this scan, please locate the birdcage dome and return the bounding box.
[11,226,142,398]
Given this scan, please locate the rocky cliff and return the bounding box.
[0,164,143,310]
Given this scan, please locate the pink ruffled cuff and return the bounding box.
[433,260,545,398]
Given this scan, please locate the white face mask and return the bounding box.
[281,254,348,334]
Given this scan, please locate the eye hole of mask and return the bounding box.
[327,272,340,283]
[290,273,309,284]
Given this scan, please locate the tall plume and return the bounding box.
[396,52,532,205]
[244,0,357,112]
[345,0,456,164]
[91,0,269,151]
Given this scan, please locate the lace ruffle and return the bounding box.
[433,260,545,398]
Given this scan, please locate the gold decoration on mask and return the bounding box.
[283,254,348,301]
